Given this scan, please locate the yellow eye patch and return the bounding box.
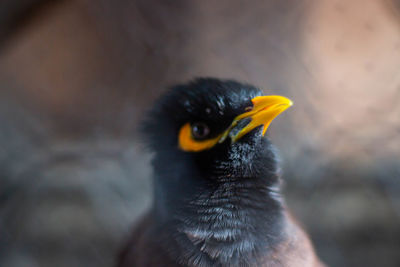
[178,123,223,152]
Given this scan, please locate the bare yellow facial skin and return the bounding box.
[178,123,223,152]
[178,95,293,152]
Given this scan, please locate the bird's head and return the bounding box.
[143,77,292,175]
[142,78,292,211]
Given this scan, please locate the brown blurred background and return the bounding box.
[0,0,399,266]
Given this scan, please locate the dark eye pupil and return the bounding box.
[192,123,210,139]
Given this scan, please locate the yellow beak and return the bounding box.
[220,95,293,143]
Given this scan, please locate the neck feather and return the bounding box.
[155,173,285,266]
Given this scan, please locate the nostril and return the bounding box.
[245,106,253,112]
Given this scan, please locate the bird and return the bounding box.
[118,78,325,267]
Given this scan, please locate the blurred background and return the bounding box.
[0,0,399,266]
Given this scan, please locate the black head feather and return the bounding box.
[143,78,260,148]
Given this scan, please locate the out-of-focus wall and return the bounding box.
[0,1,399,266]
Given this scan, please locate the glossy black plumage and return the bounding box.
[118,78,324,267]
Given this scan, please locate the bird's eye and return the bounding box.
[191,122,210,140]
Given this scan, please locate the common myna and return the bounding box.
[118,78,325,267]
